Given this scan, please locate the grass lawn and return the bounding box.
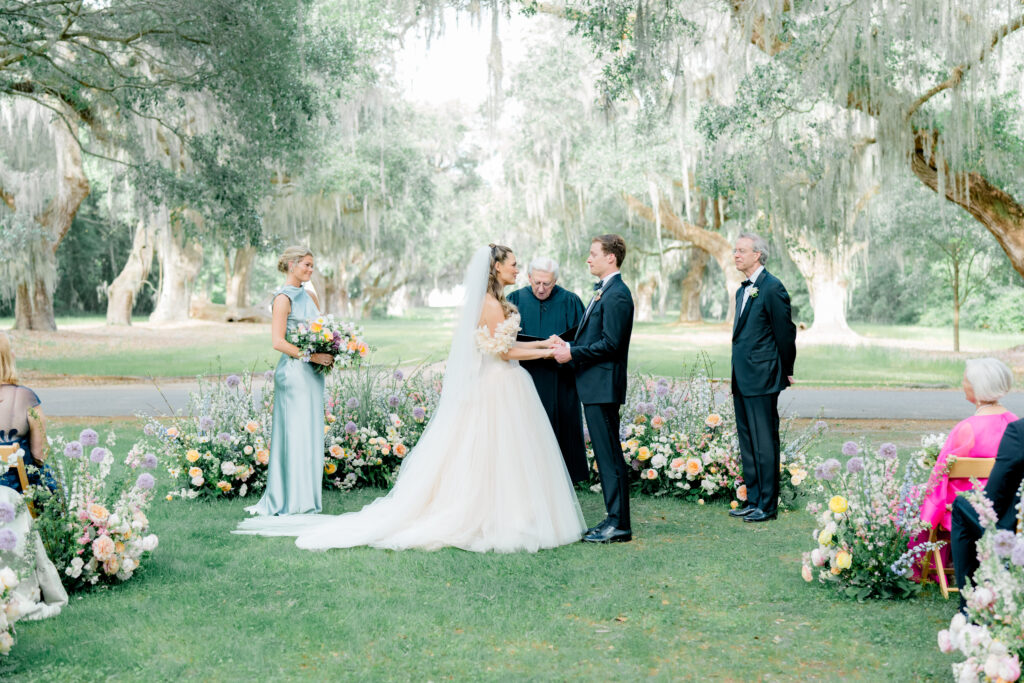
[11,314,1017,388]
[0,419,959,680]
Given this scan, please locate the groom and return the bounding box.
[553,234,634,543]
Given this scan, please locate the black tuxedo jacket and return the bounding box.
[570,274,633,405]
[984,419,1024,529]
[730,269,797,397]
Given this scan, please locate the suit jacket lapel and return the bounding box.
[579,276,615,333]
[733,270,767,339]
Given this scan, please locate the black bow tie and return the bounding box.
[741,280,752,287]
[593,282,603,291]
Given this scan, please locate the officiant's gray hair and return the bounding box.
[528,257,560,279]
[737,232,769,265]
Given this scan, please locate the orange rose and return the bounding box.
[329,444,343,458]
[255,449,270,465]
[645,469,658,480]
[684,458,702,476]
[669,457,685,471]
[736,484,747,501]
[705,414,723,428]
[394,444,408,457]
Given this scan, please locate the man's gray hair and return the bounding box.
[964,358,1014,403]
[528,257,560,278]
[737,232,769,265]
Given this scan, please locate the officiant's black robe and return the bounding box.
[508,285,588,483]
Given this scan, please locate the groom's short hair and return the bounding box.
[593,234,626,267]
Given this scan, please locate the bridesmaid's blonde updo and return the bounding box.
[277,246,313,274]
[0,333,18,385]
[488,243,517,318]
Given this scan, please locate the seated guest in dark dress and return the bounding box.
[951,417,1024,601]
[0,333,56,493]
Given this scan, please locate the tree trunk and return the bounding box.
[150,217,203,323]
[106,221,156,325]
[225,246,257,310]
[785,233,860,342]
[634,276,657,322]
[13,118,90,331]
[678,248,709,322]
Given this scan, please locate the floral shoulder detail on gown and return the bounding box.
[475,313,520,357]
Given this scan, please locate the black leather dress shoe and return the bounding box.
[729,505,757,518]
[582,525,632,543]
[743,509,777,523]
[586,518,611,535]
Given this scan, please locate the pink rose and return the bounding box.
[937,630,955,654]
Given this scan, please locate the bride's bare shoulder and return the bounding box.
[479,296,504,327]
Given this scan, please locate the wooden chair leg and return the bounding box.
[934,546,950,600]
[15,454,38,519]
[919,525,937,589]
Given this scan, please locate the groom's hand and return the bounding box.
[548,334,565,347]
[552,344,572,364]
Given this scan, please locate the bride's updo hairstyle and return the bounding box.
[277,246,313,274]
[487,243,518,318]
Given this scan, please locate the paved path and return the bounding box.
[35,382,1024,420]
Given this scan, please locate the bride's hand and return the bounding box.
[310,353,334,366]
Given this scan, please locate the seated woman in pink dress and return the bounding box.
[919,358,1017,533]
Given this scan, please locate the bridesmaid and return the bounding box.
[246,246,333,517]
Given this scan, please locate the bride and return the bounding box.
[235,244,586,552]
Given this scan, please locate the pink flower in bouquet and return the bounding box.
[87,503,109,525]
[801,565,813,582]
[92,535,115,561]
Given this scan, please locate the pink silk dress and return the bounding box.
[919,411,1018,531]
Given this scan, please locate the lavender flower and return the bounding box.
[1012,539,1024,567]
[143,423,156,437]
[264,370,275,381]
[815,458,842,481]
[79,428,99,446]
[992,530,1017,558]
[64,441,83,459]
[217,432,233,444]
[655,384,670,397]
[345,421,358,435]
[225,374,242,389]
[346,398,359,410]
[841,441,860,456]
[142,453,159,469]
[814,420,829,433]
[412,406,426,421]
[135,473,156,490]
[90,447,109,463]
[664,407,678,420]
[877,443,898,460]
[199,416,216,432]
[393,370,404,381]
[0,501,14,523]
[388,394,401,408]
[846,457,864,474]
[0,529,15,551]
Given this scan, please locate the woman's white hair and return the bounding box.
[964,357,1014,403]
[528,257,560,278]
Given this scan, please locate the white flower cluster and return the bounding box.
[940,613,1021,683]
[474,314,519,357]
[0,566,20,655]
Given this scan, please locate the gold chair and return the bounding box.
[919,456,996,599]
[0,443,37,518]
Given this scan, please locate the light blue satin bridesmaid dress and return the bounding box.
[245,284,325,516]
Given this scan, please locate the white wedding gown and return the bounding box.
[236,248,586,553]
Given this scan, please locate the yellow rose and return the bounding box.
[730,501,739,509]
[245,421,260,434]
[626,439,639,452]
[188,466,202,478]
[684,458,702,477]
[311,322,322,333]
[88,503,110,525]
[186,449,201,463]
[818,529,833,546]
[115,541,125,554]
[829,496,848,514]
[217,480,231,492]
[705,414,722,428]
[835,550,852,570]
[637,447,651,461]
[324,463,337,475]
[324,425,330,434]
[830,567,841,575]
[166,427,179,438]
[255,449,270,465]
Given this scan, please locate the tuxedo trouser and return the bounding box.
[951,496,984,603]
[584,402,631,530]
[732,391,780,516]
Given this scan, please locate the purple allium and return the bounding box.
[841,441,860,457]
[135,473,156,490]
[264,370,275,381]
[225,374,242,389]
[846,457,865,474]
[393,370,404,381]
[0,501,14,524]
[217,432,233,444]
[878,443,898,460]
[655,384,670,397]
[412,406,426,421]
[346,398,359,410]
[993,530,1017,558]
[199,416,216,432]
[90,447,109,463]
[0,528,16,551]
[143,424,156,437]
[345,421,358,435]
[815,458,842,481]
[387,394,401,408]
[142,453,159,469]
[664,407,678,420]
[79,429,99,447]
[1012,539,1024,567]
[64,441,83,459]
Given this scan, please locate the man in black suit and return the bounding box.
[728,232,797,523]
[552,234,634,543]
[951,418,1024,600]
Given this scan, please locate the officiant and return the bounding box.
[508,257,589,483]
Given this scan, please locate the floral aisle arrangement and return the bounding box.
[140,373,274,500]
[322,366,440,490]
[286,315,368,375]
[0,564,19,655]
[799,440,931,599]
[29,428,159,591]
[938,487,1024,683]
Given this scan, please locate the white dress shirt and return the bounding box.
[739,265,764,316]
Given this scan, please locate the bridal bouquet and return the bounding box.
[287,315,368,375]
